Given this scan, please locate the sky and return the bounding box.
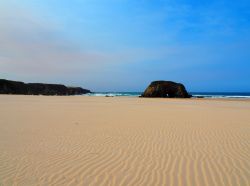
[0,0,250,92]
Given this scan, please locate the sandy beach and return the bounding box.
[0,95,249,186]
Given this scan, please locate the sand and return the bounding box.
[0,95,250,186]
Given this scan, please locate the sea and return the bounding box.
[84,92,250,99]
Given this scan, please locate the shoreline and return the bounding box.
[1,94,250,102]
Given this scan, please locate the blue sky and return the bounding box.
[1,0,250,92]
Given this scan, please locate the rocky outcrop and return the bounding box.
[0,79,91,95]
[141,81,191,98]
[67,87,89,95]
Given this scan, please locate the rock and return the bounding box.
[67,87,90,95]
[0,79,91,95]
[141,81,191,98]
[0,79,27,95]
[195,96,204,98]
[26,83,69,95]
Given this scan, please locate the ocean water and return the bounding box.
[84,92,250,99]
[190,92,250,99]
[84,92,142,97]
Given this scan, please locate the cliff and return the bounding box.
[0,79,91,95]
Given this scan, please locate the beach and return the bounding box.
[0,95,250,186]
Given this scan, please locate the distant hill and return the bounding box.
[0,79,91,95]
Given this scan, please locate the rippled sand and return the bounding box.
[0,95,250,186]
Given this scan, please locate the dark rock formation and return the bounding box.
[0,79,27,95]
[141,81,191,98]
[0,79,91,95]
[67,87,89,95]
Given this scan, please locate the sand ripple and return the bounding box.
[0,96,250,185]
